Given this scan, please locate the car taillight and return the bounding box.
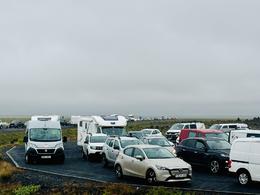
[228,160,232,168]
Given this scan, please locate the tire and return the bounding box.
[102,154,108,167]
[146,169,157,185]
[25,154,31,164]
[115,164,123,179]
[237,170,251,185]
[209,160,220,174]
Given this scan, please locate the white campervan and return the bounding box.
[229,129,260,144]
[229,138,260,185]
[23,116,67,164]
[77,115,127,147]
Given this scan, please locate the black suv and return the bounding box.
[175,137,231,174]
[9,120,25,128]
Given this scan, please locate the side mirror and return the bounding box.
[114,146,120,150]
[84,140,89,144]
[63,136,67,143]
[23,136,28,143]
[135,155,144,161]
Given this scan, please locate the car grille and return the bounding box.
[37,149,55,154]
[96,146,103,150]
[170,169,189,175]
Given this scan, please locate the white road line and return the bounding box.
[6,146,20,168]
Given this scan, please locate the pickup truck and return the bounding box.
[0,120,9,129]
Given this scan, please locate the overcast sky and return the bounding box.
[0,1,259,118]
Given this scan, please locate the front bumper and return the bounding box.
[26,147,65,161]
[155,168,192,182]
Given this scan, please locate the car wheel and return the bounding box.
[237,170,251,185]
[25,154,31,164]
[209,160,220,174]
[102,154,108,167]
[82,149,87,160]
[146,169,157,185]
[115,164,123,179]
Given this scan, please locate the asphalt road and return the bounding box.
[7,142,260,194]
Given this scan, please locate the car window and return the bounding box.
[133,148,145,158]
[190,124,197,129]
[105,139,112,145]
[247,133,260,138]
[188,132,196,138]
[124,147,134,157]
[229,125,237,129]
[222,125,228,129]
[120,139,142,148]
[108,139,114,147]
[152,130,157,134]
[195,141,206,150]
[114,140,120,149]
[184,125,189,129]
[182,139,196,147]
[197,133,203,137]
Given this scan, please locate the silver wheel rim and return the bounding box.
[239,173,249,185]
[116,166,122,178]
[210,161,219,173]
[147,170,156,184]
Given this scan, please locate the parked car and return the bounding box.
[0,120,9,129]
[82,133,107,160]
[178,129,228,143]
[127,131,144,139]
[141,129,162,137]
[176,138,231,174]
[141,136,176,154]
[209,123,249,132]
[9,120,26,128]
[102,136,143,166]
[114,145,192,184]
[165,122,206,143]
[229,129,260,144]
[229,138,260,185]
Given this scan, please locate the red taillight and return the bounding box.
[228,160,232,168]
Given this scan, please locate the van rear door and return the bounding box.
[249,142,260,181]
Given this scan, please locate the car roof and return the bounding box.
[125,144,161,149]
[108,136,138,141]
[89,133,107,137]
[182,129,223,133]
[141,129,159,131]
[143,136,166,139]
[183,137,227,142]
[27,120,61,129]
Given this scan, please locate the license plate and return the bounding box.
[175,173,187,178]
[41,156,51,159]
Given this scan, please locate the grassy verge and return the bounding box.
[0,161,18,181]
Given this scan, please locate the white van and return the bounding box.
[209,123,248,133]
[23,116,67,164]
[77,115,127,146]
[229,138,260,185]
[229,130,260,144]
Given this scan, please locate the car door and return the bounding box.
[107,139,115,161]
[111,140,120,162]
[120,147,135,176]
[177,139,196,163]
[193,140,208,165]
[130,148,147,178]
[83,135,89,155]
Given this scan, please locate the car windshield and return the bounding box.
[101,127,126,136]
[170,124,184,130]
[142,130,153,136]
[29,128,61,142]
[129,132,143,138]
[90,136,107,143]
[209,124,221,130]
[120,139,142,148]
[207,140,231,150]
[205,133,228,141]
[147,138,171,147]
[143,148,175,159]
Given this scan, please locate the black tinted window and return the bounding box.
[182,139,195,147]
[108,140,114,147]
[195,141,206,150]
[190,124,197,129]
[247,133,260,138]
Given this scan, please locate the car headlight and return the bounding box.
[155,165,168,170]
[90,146,95,150]
[28,143,37,148]
[55,143,63,149]
[220,153,229,157]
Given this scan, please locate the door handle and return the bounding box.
[194,151,198,154]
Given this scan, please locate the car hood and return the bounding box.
[148,158,190,169]
[89,143,104,147]
[166,129,181,133]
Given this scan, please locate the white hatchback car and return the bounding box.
[114,145,192,184]
[82,133,107,160]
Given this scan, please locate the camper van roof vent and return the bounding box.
[101,115,118,121]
